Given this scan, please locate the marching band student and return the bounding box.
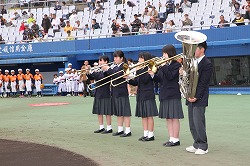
[25,69,34,97]
[3,70,10,98]
[128,52,158,141]
[149,45,184,147]
[17,69,25,98]
[34,69,44,97]
[0,69,3,97]
[58,71,66,96]
[89,55,113,134]
[10,70,17,97]
[102,50,132,137]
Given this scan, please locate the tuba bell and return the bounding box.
[174,31,207,99]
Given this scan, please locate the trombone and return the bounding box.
[111,54,183,87]
[87,62,127,91]
[77,62,114,75]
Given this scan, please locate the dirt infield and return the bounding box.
[0,139,98,166]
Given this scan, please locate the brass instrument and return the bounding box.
[110,57,162,87]
[77,62,114,75]
[174,31,207,99]
[111,55,182,87]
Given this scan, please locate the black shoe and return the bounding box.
[163,141,171,146]
[138,136,147,141]
[112,131,124,136]
[120,132,132,137]
[102,129,113,134]
[164,141,180,147]
[143,136,155,142]
[94,128,105,133]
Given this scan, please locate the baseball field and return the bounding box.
[0,95,249,166]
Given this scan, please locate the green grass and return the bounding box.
[0,95,250,166]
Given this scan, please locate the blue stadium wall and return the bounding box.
[0,26,250,94]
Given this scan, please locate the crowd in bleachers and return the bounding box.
[0,0,250,44]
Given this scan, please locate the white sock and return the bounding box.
[125,127,131,134]
[118,126,123,132]
[148,131,154,138]
[172,138,179,143]
[169,137,174,142]
[144,130,149,137]
[100,125,104,130]
[107,125,112,131]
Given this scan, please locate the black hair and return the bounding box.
[99,55,109,63]
[54,74,58,77]
[198,41,207,52]
[127,58,133,63]
[92,19,96,22]
[162,45,177,58]
[169,20,175,25]
[113,50,125,62]
[138,52,152,61]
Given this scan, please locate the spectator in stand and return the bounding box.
[89,2,96,11]
[233,2,244,15]
[217,15,230,28]
[19,21,25,32]
[73,20,84,31]
[111,19,120,33]
[182,13,193,27]
[31,20,39,35]
[1,6,7,15]
[244,4,250,22]
[41,14,51,33]
[130,14,142,34]
[142,7,151,17]
[163,19,176,33]
[155,18,163,33]
[54,1,62,10]
[22,11,29,19]
[11,12,21,20]
[146,1,153,8]
[175,3,183,13]
[0,35,5,44]
[51,13,60,33]
[116,10,125,19]
[181,0,192,9]
[115,0,122,5]
[0,15,6,26]
[23,24,33,42]
[139,23,148,34]
[166,0,175,15]
[232,12,245,26]
[66,30,74,40]
[229,0,239,7]
[120,20,130,36]
[27,13,35,24]
[59,18,66,28]
[149,6,159,18]
[84,24,90,34]
[91,19,100,30]
[127,1,136,7]
[94,1,104,14]
[242,0,250,10]
[69,10,78,21]
[62,1,67,10]
[147,16,157,30]
[64,20,73,33]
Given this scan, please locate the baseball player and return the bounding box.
[25,69,33,97]
[17,69,25,98]
[58,71,66,96]
[34,69,44,97]
[3,70,10,98]
[10,70,17,97]
[0,69,3,98]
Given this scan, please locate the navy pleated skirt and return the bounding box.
[135,99,158,118]
[159,99,184,119]
[92,98,113,115]
[111,96,131,116]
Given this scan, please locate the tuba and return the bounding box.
[174,31,207,99]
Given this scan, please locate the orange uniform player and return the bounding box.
[10,70,17,97]
[17,69,25,97]
[0,69,3,97]
[25,69,33,97]
[34,69,44,97]
[3,70,11,97]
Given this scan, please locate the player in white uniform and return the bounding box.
[10,70,17,97]
[17,69,25,98]
[64,68,74,96]
[72,69,80,96]
[0,69,3,98]
[25,69,33,97]
[57,71,66,96]
[3,70,11,97]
